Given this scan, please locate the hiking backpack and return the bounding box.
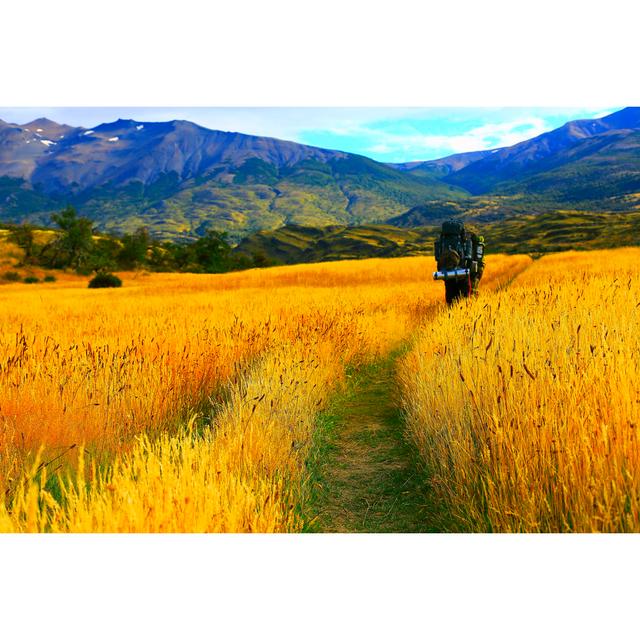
[435,221,485,274]
[435,220,469,271]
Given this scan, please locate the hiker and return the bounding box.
[433,220,485,305]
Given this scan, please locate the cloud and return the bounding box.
[297,108,617,160]
[359,117,551,159]
[590,110,616,120]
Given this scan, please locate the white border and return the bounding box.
[1,1,640,637]
[2,0,639,106]
[1,533,638,639]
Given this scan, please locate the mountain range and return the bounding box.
[1,107,639,242]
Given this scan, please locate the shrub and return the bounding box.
[88,272,122,289]
[43,275,57,283]
[2,271,20,282]
[23,276,39,284]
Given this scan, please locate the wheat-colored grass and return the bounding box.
[400,247,640,532]
[0,252,528,532]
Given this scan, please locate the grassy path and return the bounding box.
[303,350,444,533]
[301,262,534,533]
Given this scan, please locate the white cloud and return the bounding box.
[368,143,393,154]
[361,117,551,159]
[590,110,615,120]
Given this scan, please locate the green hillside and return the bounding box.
[235,210,640,265]
[235,224,437,264]
[499,131,640,208]
[475,210,640,254]
[4,157,469,243]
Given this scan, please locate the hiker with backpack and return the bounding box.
[433,220,485,304]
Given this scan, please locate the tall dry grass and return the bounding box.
[0,253,529,532]
[400,247,640,532]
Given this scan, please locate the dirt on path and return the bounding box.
[303,351,444,533]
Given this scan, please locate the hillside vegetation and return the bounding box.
[235,209,640,265]
[0,117,468,242]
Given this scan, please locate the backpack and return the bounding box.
[435,220,469,271]
[435,221,486,274]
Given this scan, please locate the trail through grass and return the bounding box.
[303,257,534,533]
[303,350,448,533]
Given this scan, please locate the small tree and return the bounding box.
[7,223,36,264]
[190,230,232,273]
[118,227,150,269]
[47,206,95,270]
[147,240,179,272]
[88,236,121,273]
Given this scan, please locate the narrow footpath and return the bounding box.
[302,261,533,533]
[304,351,444,533]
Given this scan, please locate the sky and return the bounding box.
[0,106,619,163]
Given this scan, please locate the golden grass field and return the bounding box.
[400,247,640,532]
[3,236,640,533]
[0,236,526,532]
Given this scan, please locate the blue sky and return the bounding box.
[0,107,618,163]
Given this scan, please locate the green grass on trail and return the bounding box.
[302,350,450,533]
